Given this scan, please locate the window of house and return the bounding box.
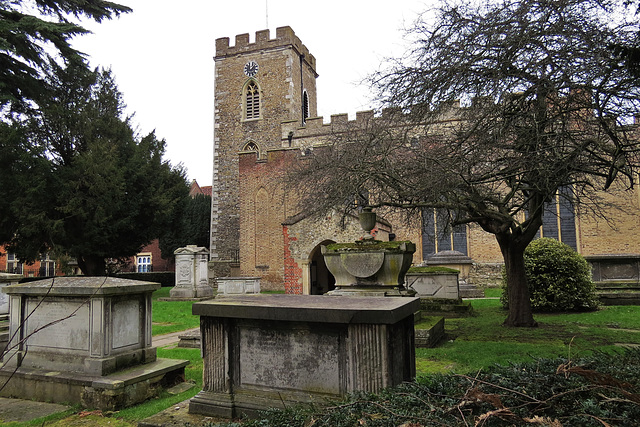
[136,254,152,272]
[38,253,55,277]
[6,253,22,274]
[244,80,260,120]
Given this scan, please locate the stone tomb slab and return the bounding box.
[0,277,187,410]
[189,294,419,418]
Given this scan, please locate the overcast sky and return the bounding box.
[72,1,431,185]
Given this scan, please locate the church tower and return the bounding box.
[210,27,318,270]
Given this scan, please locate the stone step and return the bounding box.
[598,291,640,306]
[596,282,640,290]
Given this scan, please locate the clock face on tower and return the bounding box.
[244,60,259,77]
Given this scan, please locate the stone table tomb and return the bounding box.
[0,277,187,409]
[189,294,419,418]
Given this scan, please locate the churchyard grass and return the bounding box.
[415,298,640,374]
[8,292,639,426]
[151,287,200,335]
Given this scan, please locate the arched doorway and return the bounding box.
[309,241,335,295]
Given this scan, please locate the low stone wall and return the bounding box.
[468,263,503,288]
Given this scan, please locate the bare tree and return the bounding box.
[289,0,640,327]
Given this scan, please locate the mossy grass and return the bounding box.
[416,298,640,374]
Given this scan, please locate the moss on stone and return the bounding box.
[325,240,412,252]
[407,266,459,274]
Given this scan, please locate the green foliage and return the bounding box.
[223,349,640,426]
[0,0,131,114]
[502,238,600,312]
[116,272,175,287]
[2,64,189,275]
[158,193,211,258]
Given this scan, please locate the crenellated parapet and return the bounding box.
[281,110,376,147]
[215,26,316,71]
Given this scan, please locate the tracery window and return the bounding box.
[243,141,259,152]
[244,80,260,120]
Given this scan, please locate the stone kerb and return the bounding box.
[171,245,213,299]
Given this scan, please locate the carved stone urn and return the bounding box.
[322,208,416,296]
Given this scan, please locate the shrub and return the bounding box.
[501,238,599,312]
[115,271,175,287]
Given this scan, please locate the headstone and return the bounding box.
[171,245,212,299]
[426,251,483,298]
[0,273,20,353]
[189,294,418,418]
[406,269,460,300]
[0,277,187,410]
[0,273,21,315]
[217,277,260,295]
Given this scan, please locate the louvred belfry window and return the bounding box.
[245,81,260,119]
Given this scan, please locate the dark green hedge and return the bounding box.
[114,271,175,287]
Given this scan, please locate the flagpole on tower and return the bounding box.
[266,0,269,28]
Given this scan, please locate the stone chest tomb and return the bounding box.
[189,294,418,418]
[0,277,187,409]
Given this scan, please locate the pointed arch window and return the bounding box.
[244,80,261,120]
[243,141,259,152]
[302,90,309,124]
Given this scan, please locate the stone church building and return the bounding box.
[209,26,640,293]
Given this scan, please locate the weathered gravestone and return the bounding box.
[0,277,187,409]
[216,276,260,295]
[189,294,419,418]
[0,273,20,353]
[170,245,213,299]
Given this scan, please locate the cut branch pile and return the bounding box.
[224,349,640,427]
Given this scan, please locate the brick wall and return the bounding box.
[283,225,303,294]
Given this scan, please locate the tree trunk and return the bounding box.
[77,254,107,276]
[497,234,538,327]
